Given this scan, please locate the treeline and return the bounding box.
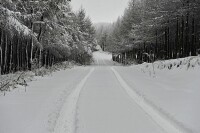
[0,0,96,75]
[99,0,200,63]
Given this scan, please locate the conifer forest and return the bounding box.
[97,0,200,64]
[0,0,96,75]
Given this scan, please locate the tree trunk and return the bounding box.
[165,27,168,59]
[4,33,8,74]
[17,38,20,71]
[185,12,189,56]
[191,15,195,56]
[9,41,13,73]
[26,40,29,69]
[175,17,179,58]
[0,29,2,75]
[181,16,184,57]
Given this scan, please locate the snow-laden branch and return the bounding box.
[0,6,42,48]
[0,6,42,21]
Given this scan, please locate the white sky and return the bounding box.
[70,0,130,23]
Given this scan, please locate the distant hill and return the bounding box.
[94,22,112,29]
[93,22,115,42]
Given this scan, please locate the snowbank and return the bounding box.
[0,61,77,95]
[139,56,200,77]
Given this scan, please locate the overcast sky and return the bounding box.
[70,0,130,23]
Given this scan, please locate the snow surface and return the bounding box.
[114,56,200,133]
[92,51,120,66]
[0,51,200,133]
[0,67,91,133]
[112,67,191,133]
[76,67,164,133]
[53,68,94,133]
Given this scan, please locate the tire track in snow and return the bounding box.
[111,67,193,133]
[53,67,94,133]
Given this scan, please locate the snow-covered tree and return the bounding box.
[107,0,200,63]
[0,0,97,74]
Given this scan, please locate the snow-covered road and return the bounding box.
[75,52,163,133]
[0,51,199,133]
[76,67,164,133]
